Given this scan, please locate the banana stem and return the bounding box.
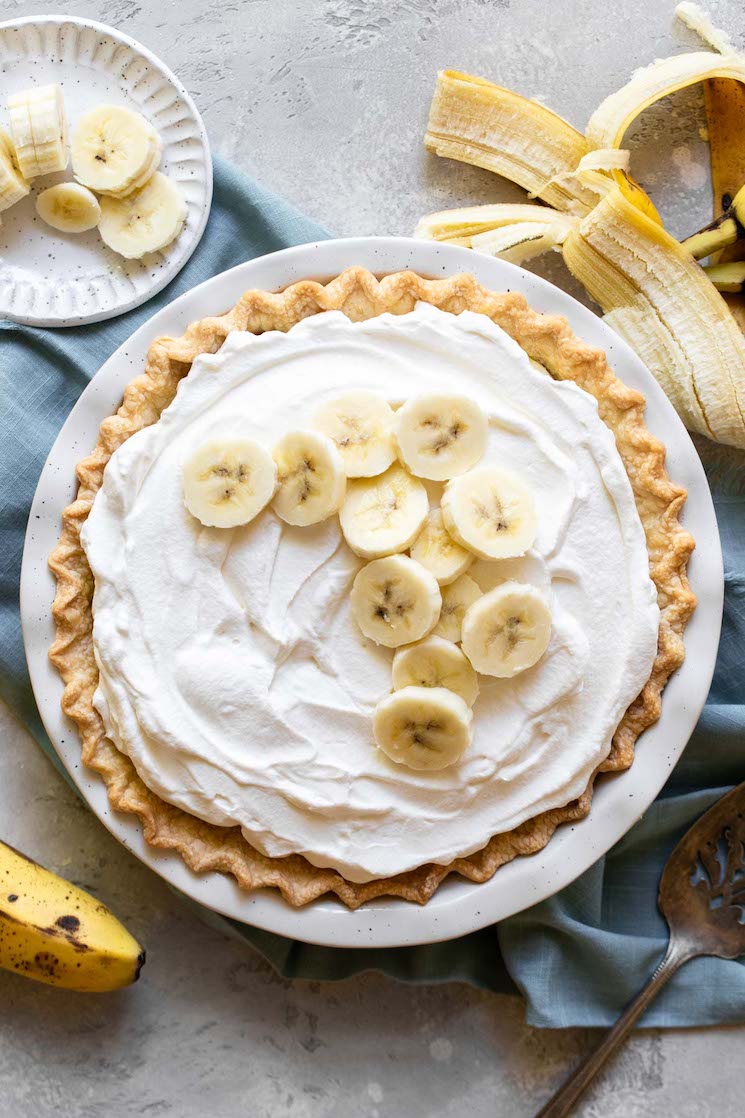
[704,260,745,293]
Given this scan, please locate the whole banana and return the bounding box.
[0,839,145,991]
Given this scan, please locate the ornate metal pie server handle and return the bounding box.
[535,938,697,1118]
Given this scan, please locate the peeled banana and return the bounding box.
[36,182,101,233]
[373,685,473,771]
[416,3,745,450]
[433,573,482,643]
[394,393,488,480]
[0,85,182,258]
[272,430,346,526]
[392,634,479,706]
[183,438,277,528]
[313,390,397,477]
[351,554,442,648]
[410,507,473,585]
[8,84,67,178]
[0,839,144,991]
[98,171,187,259]
[340,463,428,558]
[461,581,552,678]
[0,128,29,211]
[441,467,537,560]
[72,104,161,197]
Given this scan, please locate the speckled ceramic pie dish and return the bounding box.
[22,238,722,947]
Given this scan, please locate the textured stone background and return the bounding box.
[2,0,744,1115]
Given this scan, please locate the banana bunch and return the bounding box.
[184,390,552,772]
[0,839,144,991]
[416,3,745,450]
[1,83,186,259]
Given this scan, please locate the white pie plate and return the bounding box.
[21,236,723,948]
[0,14,212,326]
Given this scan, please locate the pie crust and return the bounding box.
[49,267,696,908]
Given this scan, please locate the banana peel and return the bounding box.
[585,2,745,151]
[417,3,745,450]
[702,75,745,331]
[704,261,745,292]
[424,71,593,214]
[565,185,745,444]
[414,203,577,263]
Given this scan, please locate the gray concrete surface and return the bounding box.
[2,0,744,1114]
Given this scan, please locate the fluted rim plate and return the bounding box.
[0,15,212,326]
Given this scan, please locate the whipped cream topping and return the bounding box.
[82,304,660,883]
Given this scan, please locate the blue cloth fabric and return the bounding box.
[2,156,743,1026]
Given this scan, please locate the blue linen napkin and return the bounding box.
[2,155,743,1027]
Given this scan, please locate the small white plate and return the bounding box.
[0,15,212,326]
[21,237,723,948]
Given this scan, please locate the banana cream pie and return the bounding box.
[49,267,695,907]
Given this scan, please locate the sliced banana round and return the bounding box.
[461,580,552,678]
[392,635,479,706]
[272,429,346,526]
[313,389,397,477]
[350,554,442,648]
[71,105,161,196]
[36,182,101,233]
[410,507,473,585]
[433,573,482,644]
[340,463,428,558]
[441,467,537,560]
[0,129,29,212]
[183,438,277,529]
[394,393,488,480]
[98,172,187,259]
[373,685,473,771]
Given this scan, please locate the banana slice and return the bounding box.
[441,467,537,560]
[394,393,488,480]
[410,507,474,585]
[461,580,551,678]
[373,685,473,771]
[36,182,101,233]
[340,463,428,558]
[183,438,277,528]
[0,129,29,211]
[7,96,35,179]
[8,84,67,178]
[71,105,161,197]
[350,555,442,648]
[433,573,482,643]
[313,390,397,477]
[392,635,479,706]
[98,172,187,259]
[272,430,346,526]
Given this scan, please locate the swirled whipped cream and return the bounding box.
[81,303,659,882]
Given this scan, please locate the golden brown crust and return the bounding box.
[49,266,696,908]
